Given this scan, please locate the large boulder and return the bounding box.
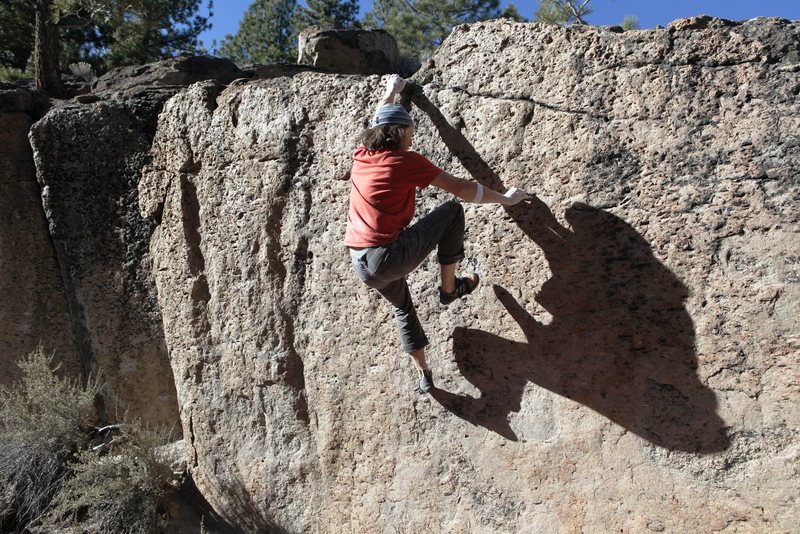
[141,18,799,532]
[26,58,244,427]
[91,56,243,93]
[28,90,179,427]
[297,27,401,75]
[0,84,82,383]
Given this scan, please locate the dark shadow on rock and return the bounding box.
[166,474,241,534]
[431,383,520,441]
[412,87,729,453]
[220,475,290,534]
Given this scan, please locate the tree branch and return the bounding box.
[94,424,125,434]
[92,437,122,453]
[566,0,590,25]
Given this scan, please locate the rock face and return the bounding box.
[28,90,178,427]
[0,85,81,382]
[141,18,799,532]
[26,57,244,427]
[92,56,243,93]
[297,27,400,75]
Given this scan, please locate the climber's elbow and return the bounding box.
[431,172,473,200]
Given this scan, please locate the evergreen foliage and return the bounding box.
[362,0,508,59]
[534,0,571,25]
[0,0,212,91]
[534,1,638,31]
[296,0,361,31]
[498,4,525,22]
[218,0,299,65]
[89,0,213,68]
[0,0,34,71]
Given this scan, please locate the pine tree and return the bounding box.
[534,1,638,30]
[33,0,66,96]
[93,0,213,68]
[295,0,361,31]
[534,0,592,26]
[499,4,525,22]
[218,0,298,66]
[0,0,34,71]
[363,0,510,59]
[1,0,212,94]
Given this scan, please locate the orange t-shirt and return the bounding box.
[344,146,443,248]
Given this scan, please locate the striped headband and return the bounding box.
[372,104,414,127]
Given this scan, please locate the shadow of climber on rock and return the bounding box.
[434,200,729,453]
[406,86,729,452]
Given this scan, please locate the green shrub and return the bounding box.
[0,346,100,530]
[45,423,172,534]
[0,64,33,82]
[0,347,174,533]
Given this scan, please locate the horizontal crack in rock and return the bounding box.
[437,83,611,121]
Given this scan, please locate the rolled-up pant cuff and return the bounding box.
[402,336,429,353]
[437,252,465,265]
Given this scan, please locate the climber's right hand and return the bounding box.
[502,187,530,206]
[384,74,406,97]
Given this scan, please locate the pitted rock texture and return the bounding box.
[141,18,799,532]
[0,85,81,382]
[28,89,180,427]
[22,58,248,427]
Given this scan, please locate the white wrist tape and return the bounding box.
[474,183,484,204]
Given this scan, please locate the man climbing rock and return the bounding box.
[345,74,529,394]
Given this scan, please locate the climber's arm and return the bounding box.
[376,74,406,111]
[430,171,529,206]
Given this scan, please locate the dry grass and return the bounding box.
[45,423,172,534]
[1,347,174,533]
[0,346,100,530]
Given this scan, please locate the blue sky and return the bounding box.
[199,0,800,49]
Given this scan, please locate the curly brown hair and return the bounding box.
[359,124,411,151]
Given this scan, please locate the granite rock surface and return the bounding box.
[28,88,179,426]
[140,17,799,533]
[0,84,80,383]
[91,56,243,93]
[24,57,244,426]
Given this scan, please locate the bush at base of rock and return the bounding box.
[0,346,100,531]
[0,347,175,534]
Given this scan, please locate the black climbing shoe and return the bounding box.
[439,273,480,305]
[418,369,434,394]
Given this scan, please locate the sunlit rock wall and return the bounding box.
[141,17,799,532]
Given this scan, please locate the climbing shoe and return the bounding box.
[439,273,480,305]
[418,369,434,394]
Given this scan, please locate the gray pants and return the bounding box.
[350,201,465,352]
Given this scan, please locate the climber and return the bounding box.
[345,74,529,394]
